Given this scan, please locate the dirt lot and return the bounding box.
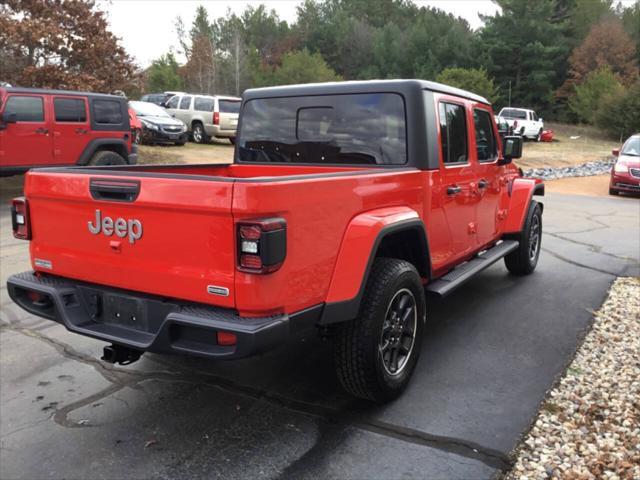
[138,140,233,165]
[516,122,619,169]
[545,175,611,197]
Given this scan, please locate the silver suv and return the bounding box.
[164,94,241,144]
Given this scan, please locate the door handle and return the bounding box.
[34,128,49,135]
[478,179,489,189]
[447,185,462,195]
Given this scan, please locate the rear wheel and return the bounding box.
[334,258,426,402]
[88,150,126,166]
[504,201,542,275]
[191,123,208,144]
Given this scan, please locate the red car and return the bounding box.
[7,80,543,402]
[0,87,137,175]
[610,134,640,195]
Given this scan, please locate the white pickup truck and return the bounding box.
[498,108,544,141]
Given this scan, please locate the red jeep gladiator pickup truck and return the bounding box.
[8,80,543,402]
[0,87,137,176]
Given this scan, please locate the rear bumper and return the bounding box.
[204,124,236,138]
[7,271,303,360]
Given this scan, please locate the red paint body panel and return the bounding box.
[503,178,537,233]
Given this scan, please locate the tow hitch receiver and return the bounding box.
[102,344,143,365]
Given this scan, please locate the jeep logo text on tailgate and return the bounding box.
[88,209,143,244]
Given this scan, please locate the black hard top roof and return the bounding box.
[2,87,124,100]
[243,79,490,105]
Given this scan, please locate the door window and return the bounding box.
[473,109,498,162]
[166,96,179,109]
[54,98,87,122]
[179,96,192,110]
[438,102,468,164]
[5,96,44,122]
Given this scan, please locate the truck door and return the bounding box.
[0,93,52,168]
[51,96,89,165]
[436,98,479,261]
[472,105,503,247]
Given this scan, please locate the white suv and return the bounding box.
[165,94,241,144]
[497,108,544,141]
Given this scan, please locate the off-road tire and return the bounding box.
[88,150,126,166]
[505,200,542,275]
[191,122,209,144]
[334,258,426,402]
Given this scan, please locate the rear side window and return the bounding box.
[219,100,240,114]
[54,98,86,122]
[5,96,44,122]
[166,96,179,109]
[179,96,192,110]
[500,108,527,120]
[438,102,468,164]
[473,109,497,162]
[93,99,122,124]
[194,97,215,112]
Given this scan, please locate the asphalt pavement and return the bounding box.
[1,175,638,480]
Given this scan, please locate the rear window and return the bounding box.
[5,96,44,122]
[93,99,122,124]
[54,98,86,122]
[500,108,527,119]
[219,100,240,114]
[238,93,406,165]
[194,97,215,112]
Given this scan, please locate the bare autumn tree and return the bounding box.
[0,0,139,92]
[565,18,639,87]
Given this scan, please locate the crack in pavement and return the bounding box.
[1,319,511,471]
[541,248,618,276]
[544,232,639,263]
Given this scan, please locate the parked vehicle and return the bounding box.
[128,107,142,144]
[164,93,240,144]
[7,80,543,402]
[498,107,544,141]
[609,133,640,195]
[140,91,184,107]
[129,100,188,146]
[0,87,137,175]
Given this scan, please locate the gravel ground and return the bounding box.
[506,277,640,480]
[523,158,615,180]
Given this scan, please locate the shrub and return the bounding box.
[568,67,624,124]
[595,81,640,140]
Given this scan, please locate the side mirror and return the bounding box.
[612,148,620,157]
[499,135,523,165]
[2,112,17,124]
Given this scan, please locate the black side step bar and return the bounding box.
[426,240,519,297]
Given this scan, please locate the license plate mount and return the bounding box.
[102,294,148,331]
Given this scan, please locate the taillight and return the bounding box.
[213,111,220,125]
[237,218,286,274]
[11,197,31,240]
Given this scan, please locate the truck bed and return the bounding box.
[24,163,423,316]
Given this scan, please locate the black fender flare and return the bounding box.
[318,219,431,326]
[77,139,130,165]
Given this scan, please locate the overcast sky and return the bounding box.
[102,0,502,67]
[103,0,636,67]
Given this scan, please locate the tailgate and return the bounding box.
[25,172,236,308]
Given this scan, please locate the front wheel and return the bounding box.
[504,201,542,275]
[334,258,426,402]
